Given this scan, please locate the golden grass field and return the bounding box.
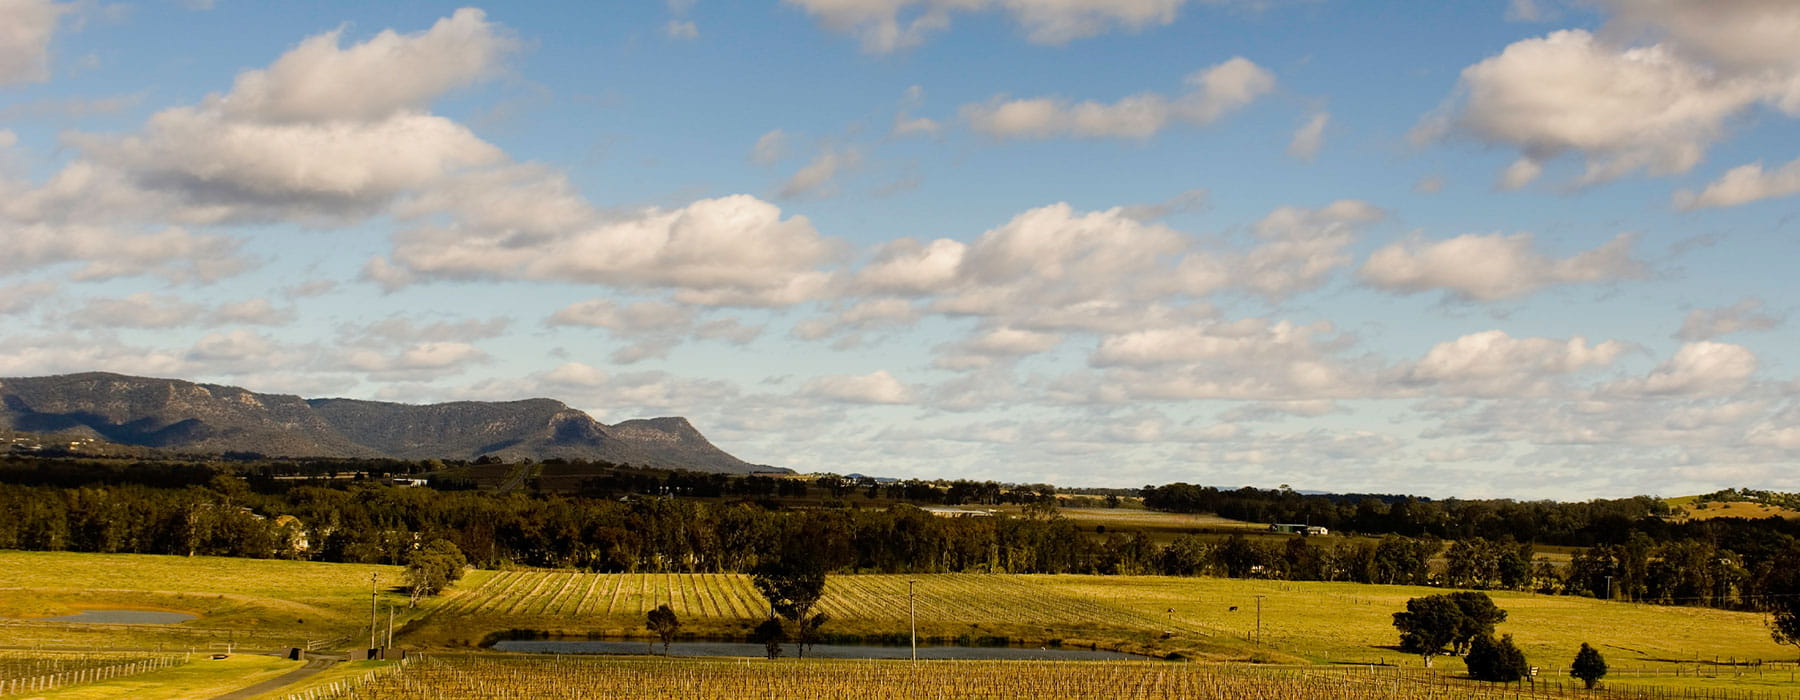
[4,550,1800,698]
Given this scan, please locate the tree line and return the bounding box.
[6,458,1800,626]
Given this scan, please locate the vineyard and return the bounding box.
[0,650,183,696]
[417,571,1193,652]
[301,653,1800,700]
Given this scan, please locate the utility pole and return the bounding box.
[1255,595,1264,646]
[1605,575,1614,601]
[369,573,379,650]
[387,605,395,648]
[908,579,918,662]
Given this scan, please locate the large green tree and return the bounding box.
[751,550,827,624]
[1570,642,1607,689]
[403,538,467,606]
[1465,634,1528,682]
[1393,596,1464,668]
[1393,592,1508,667]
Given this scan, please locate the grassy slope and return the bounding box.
[28,655,300,700]
[0,551,437,650]
[5,551,1796,696]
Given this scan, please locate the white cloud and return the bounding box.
[1606,341,1758,397]
[1286,111,1328,161]
[1676,298,1782,340]
[784,0,1187,53]
[891,114,941,138]
[751,129,790,165]
[694,318,765,345]
[1675,156,1800,209]
[1360,231,1643,301]
[0,281,53,315]
[934,326,1062,369]
[1218,199,1383,299]
[389,193,841,307]
[962,57,1273,140]
[804,369,916,404]
[1404,330,1628,396]
[341,317,509,346]
[66,292,201,329]
[211,297,295,325]
[1091,318,1341,369]
[779,146,861,198]
[548,298,697,333]
[217,9,515,124]
[855,237,968,296]
[0,0,67,86]
[337,341,490,380]
[1599,0,1800,112]
[0,223,252,283]
[934,202,1188,318]
[1422,13,1799,186]
[665,20,699,39]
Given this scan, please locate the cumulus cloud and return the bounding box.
[0,223,252,283]
[934,326,1062,369]
[388,193,841,307]
[1676,298,1782,340]
[962,57,1273,140]
[1078,317,1366,401]
[1225,199,1383,299]
[0,0,67,86]
[1403,330,1628,397]
[785,0,1186,53]
[1423,1,1800,187]
[1675,156,1800,209]
[803,369,915,404]
[1606,341,1759,397]
[1360,231,1644,301]
[58,8,515,224]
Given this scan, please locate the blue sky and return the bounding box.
[2,0,1798,498]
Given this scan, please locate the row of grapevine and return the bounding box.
[0,651,183,696]
[282,653,1800,700]
[440,572,1190,639]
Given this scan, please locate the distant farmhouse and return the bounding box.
[1269,523,1329,536]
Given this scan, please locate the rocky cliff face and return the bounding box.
[0,372,778,473]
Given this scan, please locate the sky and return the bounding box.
[1,0,1798,499]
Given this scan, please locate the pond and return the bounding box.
[36,609,196,625]
[492,639,1145,661]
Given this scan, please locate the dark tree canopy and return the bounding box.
[1446,591,1507,655]
[752,618,785,659]
[1393,592,1508,667]
[403,538,466,606]
[1465,634,1528,682]
[1570,642,1607,689]
[752,549,827,623]
[1764,545,1800,660]
[1393,596,1464,667]
[646,604,680,654]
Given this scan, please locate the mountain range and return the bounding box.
[0,372,779,474]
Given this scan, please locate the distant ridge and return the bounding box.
[0,372,781,474]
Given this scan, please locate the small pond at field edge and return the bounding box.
[492,639,1145,660]
[35,609,196,625]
